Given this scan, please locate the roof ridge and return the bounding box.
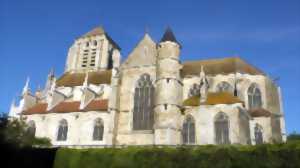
[183,56,238,64]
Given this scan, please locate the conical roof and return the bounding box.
[160,27,181,46]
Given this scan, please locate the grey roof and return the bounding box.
[160,27,181,46]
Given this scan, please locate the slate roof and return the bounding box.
[56,70,111,87]
[181,57,264,76]
[22,99,108,115]
[160,27,181,46]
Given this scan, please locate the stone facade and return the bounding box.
[9,27,286,147]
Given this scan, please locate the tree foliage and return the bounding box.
[0,116,51,147]
[287,132,300,142]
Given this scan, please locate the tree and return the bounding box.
[0,116,51,147]
[287,132,300,142]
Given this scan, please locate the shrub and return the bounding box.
[54,143,300,168]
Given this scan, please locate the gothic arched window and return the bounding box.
[216,81,234,94]
[93,118,104,141]
[57,119,68,141]
[182,115,195,144]
[254,124,263,144]
[133,74,154,130]
[27,120,36,137]
[248,83,262,109]
[188,83,200,97]
[214,112,230,144]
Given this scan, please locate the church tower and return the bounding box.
[154,28,183,145]
[65,27,121,73]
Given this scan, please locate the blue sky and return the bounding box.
[0,0,299,134]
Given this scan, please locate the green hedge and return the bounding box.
[54,141,300,168]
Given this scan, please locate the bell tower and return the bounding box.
[154,28,183,145]
[65,27,121,73]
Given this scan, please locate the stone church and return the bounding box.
[9,27,286,147]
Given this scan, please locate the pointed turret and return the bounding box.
[22,77,30,95]
[160,27,181,47]
[154,27,182,145]
[48,68,55,79]
[199,66,209,103]
[18,77,37,112]
[35,85,42,98]
[43,68,56,97]
[8,98,18,118]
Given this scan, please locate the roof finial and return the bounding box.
[22,77,30,95]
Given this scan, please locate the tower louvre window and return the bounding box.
[133,74,154,130]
